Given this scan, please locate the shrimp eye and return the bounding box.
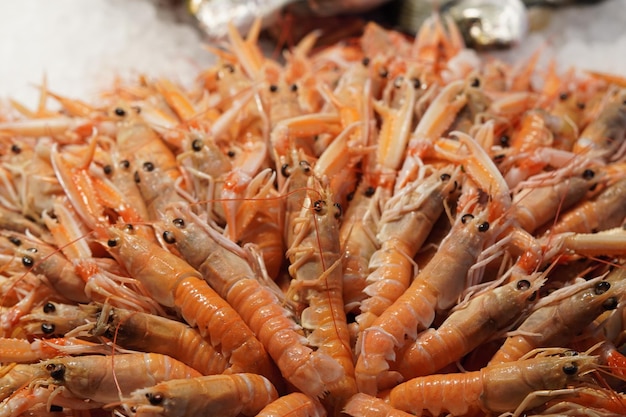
[43,302,56,314]
[46,363,66,380]
[594,281,611,295]
[333,202,342,219]
[227,150,236,158]
[290,83,298,92]
[269,84,278,93]
[477,222,490,233]
[162,231,176,244]
[470,77,480,87]
[8,236,21,246]
[123,224,135,234]
[461,214,474,224]
[576,102,585,110]
[379,67,389,78]
[143,162,155,172]
[603,297,618,310]
[11,144,21,154]
[411,77,421,89]
[41,323,55,334]
[313,200,327,214]
[559,92,569,101]
[120,160,130,169]
[440,173,451,181]
[582,169,595,180]
[173,218,185,228]
[516,280,531,290]
[361,57,370,66]
[27,247,38,253]
[114,107,126,117]
[562,363,578,376]
[107,238,119,247]
[364,186,375,197]
[299,160,311,174]
[146,392,164,405]
[499,135,510,147]
[281,164,291,178]
[22,255,34,268]
[191,139,203,152]
[103,164,113,175]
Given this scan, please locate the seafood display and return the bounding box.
[2,13,626,417]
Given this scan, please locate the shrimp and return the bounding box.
[356,166,458,331]
[286,175,357,410]
[158,205,343,399]
[393,272,544,380]
[386,353,598,417]
[103,225,277,380]
[37,353,202,405]
[343,393,413,417]
[0,363,46,402]
[120,373,278,417]
[0,337,108,363]
[257,393,327,417]
[355,207,500,394]
[489,269,624,365]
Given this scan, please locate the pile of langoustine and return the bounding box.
[1,13,626,417]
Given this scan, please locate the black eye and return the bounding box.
[299,160,311,173]
[290,84,298,92]
[470,77,480,87]
[120,160,130,169]
[477,222,490,233]
[46,363,66,380]
[103,165,113,175]
[114,107,126,117]
[361,57,370,66]
[364,186,375,197]
[313,200,326,214]
[173,218,185,228]
[41,322,55,334]
[162,231,176,244]
[143,162,154,172]
[146,392,164,405]
[461,214,474,224]
[8,236,21,246]
[124,224,134,233]
[582,169,595,180]
[559,92,569,101]
[269,84,278,93]
[22,255,34,268]
[594,281,610,295]
[516,280,530,290]
[43,302,56,314]
[440,173,451,181]
[499,135,510,147]
[227,150,236,158]
[107,238,119,247]
[333,203,342,219]
[11,144,22,154]
[603,297,618,310]
[411,77,421,89]
[562,363,578,375]
[281,164,290,178]
[191,139,203,152]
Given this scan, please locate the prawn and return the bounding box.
[0,337,109,363]
[257,393,327,417]
[386,352,598,417]
[103,225,277,380]
[157,206,342,398]
[392,272,545,380]
[489,269,625,365]
[120,373,278,417]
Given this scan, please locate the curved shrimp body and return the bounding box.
[343,393,413,417]
[546,177,626,235]
[356,167,458,331]
[573,87,626,161]
[489,270,624,365]
[103,226,274,379]
[355,203,497,395]
[512,166,600,233]
[393,274,544,380]
[159,207,343,399]
[387,354,598,417]
[39,353,202,404]
[122,373,278,417]
[257,392,327,417]
[286,176,357,408]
